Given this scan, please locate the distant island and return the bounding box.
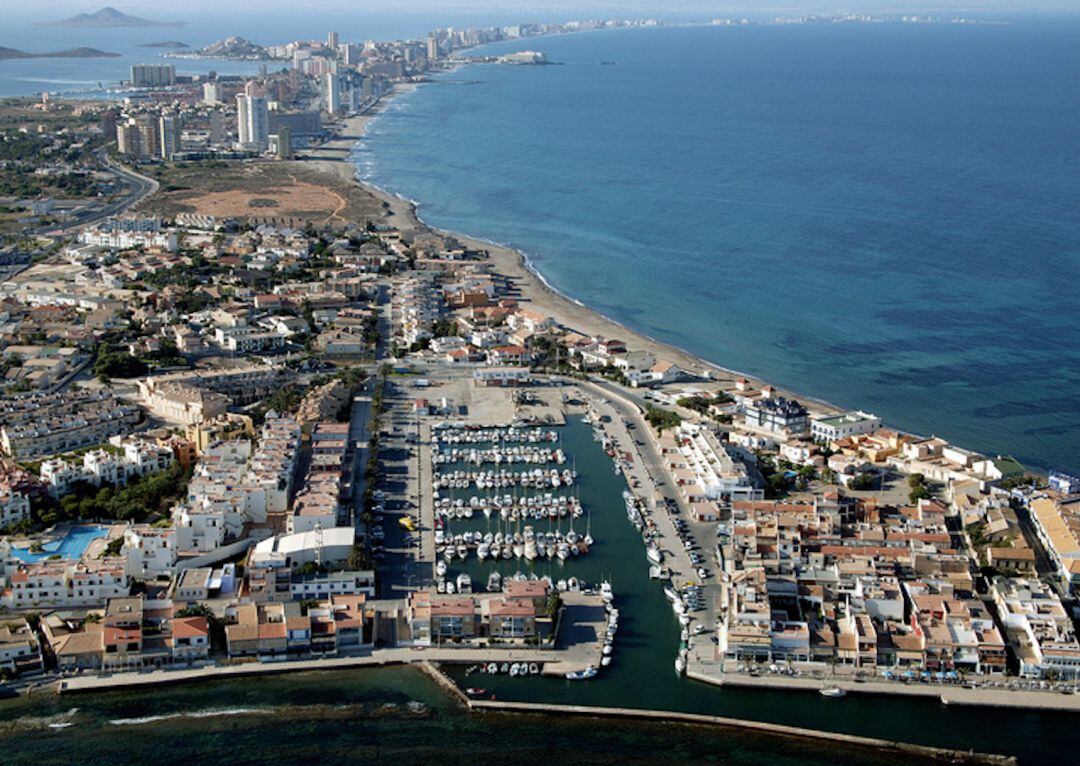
[0,46,121,60]
[38,6,185,28]
[139,41,190,49]
[166,36,270,61]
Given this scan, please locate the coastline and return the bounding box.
[298,88,847,418]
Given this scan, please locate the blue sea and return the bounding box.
[357,20,1080,473]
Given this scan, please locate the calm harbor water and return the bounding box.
[357,20,1080,474]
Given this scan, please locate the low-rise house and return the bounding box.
[0,390,141,459]
[811,411,883,443]
[0,617,43,675]
[993,577,1080,679]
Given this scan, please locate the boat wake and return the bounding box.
[108,707,261,726]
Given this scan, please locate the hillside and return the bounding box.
[0,46,121,60]
[39,6,185,28]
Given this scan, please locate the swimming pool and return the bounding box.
[9,525,109,563]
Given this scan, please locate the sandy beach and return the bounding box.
[297,84,841,414]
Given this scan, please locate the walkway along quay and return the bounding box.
[464,700,1016,766]
[55,591,608,695]
[688,668,1080,713]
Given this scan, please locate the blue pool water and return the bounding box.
[10,525,108,562]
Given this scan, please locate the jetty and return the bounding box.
[465,700,1017,765]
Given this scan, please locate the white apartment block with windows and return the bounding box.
[4,560,130,609]
[123,525,178,579]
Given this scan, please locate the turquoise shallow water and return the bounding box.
[357,21,1080,473]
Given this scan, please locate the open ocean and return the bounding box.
[357,19,1080,474]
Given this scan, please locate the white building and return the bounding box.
[251,526,355,569]
[237,93,270,151]
[672,423,762,502]
[39,438,174,498]
[0,488,31,529]
[5,559,129,609]
[811,411,883,443]
[213,325,287,353]
[324,72,342,114]
[123,525,177,579]
[992,577,1080,679]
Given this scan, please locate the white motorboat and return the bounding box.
[565,667,598,680]
[820,687,847,698]
[600,581,614,603]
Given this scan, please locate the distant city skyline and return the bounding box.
[13,0,1080,23]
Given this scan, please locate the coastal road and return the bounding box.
[37,149,159,236]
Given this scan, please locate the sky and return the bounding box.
[10,1,1080,21]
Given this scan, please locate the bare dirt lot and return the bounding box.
[137,160,384,229]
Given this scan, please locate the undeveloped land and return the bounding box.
[137,160,385,229]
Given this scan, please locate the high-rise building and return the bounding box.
[269,111,322,138]
[323,72,342,115]
[342,43,361,67]
[130,64,176,88]
[135,115,160,158]
[116,121,141,156]
[158,113,182,160]
[202,81,223,105]
[427,34,439,62]
[327,31,339,48]
[271,126,293,159]
[208,110,225,146]
[236,94,269,151]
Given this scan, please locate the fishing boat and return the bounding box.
[565,666,598,680]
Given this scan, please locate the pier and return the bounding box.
[464,700,1017,765]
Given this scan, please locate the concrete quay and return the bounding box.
[687,666,1080,712]
[57,591,607,695]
